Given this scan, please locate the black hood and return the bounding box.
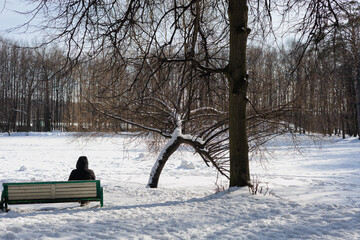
[76,156,89,170]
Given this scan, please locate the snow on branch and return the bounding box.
[190,107,225,116]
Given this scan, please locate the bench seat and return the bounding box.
[1,180,103,211]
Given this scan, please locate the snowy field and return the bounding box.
[0,132,359,240]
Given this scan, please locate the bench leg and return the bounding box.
[1,193,9,212]
[0,192,4,211]
[0,201,8,212]
[100,187,104,207]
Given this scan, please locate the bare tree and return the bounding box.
[13,0,351,187]
[342,1,360,139]
[84,45,230,187]
[17,0,248,187]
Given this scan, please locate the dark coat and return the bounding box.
[68,156,95,181]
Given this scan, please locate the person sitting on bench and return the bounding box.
[69,156,96,206]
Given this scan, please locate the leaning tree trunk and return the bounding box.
[147,137,182,188]
[227,0,250,187]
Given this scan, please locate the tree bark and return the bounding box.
[227,0,250,187]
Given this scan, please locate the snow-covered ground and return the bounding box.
[0,132,359,239]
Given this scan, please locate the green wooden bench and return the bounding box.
[1,180,103,212]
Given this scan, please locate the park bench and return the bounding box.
[1,180,103,212]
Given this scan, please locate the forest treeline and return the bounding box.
[0,10,359,138]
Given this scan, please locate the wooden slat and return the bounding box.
[9,189,55,194]
[9,193,51,198]
[55,189,96,194]
[56,189,97,193]
[56,186,95,190]
[54,182,96,188]
[8,185,52,190]
[55,193,97,198]
[8,192,53,197]
[7,182,96,189]
[9,194,53,200]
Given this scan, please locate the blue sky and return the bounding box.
[0,0,40,42]
[0,0,296,47]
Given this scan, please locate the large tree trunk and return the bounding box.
[227,0,250,187]
[147,137,182,188]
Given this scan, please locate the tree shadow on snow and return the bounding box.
[2,188,235,217]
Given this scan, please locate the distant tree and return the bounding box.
[0,37,78,133]
[341,1,360,139]
[278,1,360,138]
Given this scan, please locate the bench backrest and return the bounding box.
[3,180,101,202]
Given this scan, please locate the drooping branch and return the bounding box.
[86,99,171,138]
